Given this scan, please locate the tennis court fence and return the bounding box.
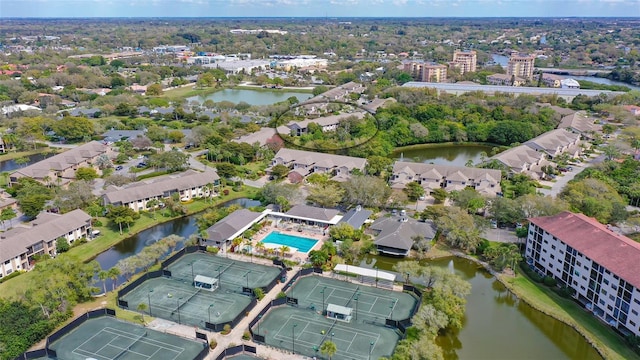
[204,297,258,332]
[117,270,164,308]
[16,309,117,360]
[161,246,206,276]
[214,344,257,360]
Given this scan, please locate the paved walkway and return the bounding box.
[146,259,304,360]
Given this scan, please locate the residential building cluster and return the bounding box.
[492,128,583,180]
[9,141,112,186]
[102,170,220,212]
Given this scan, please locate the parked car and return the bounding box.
[490,220,498,229]
[115,165,123,171]
[136,162,147,168]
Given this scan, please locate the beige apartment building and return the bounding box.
[507,52,535,80]
[452,50,477,74]
[402,61,448,83]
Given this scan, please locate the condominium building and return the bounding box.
[507,53,535,80]
[452,50,477,74]
[402,61,448,83]
[0,209,92,277]
[526,211,640,336]
[421,64,448,83]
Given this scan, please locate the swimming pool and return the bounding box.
[260,231,319,253]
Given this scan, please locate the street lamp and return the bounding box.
[374,266,378,288]
[208,304,214,323]
[292,323,298,354]
[389,299,397,320]
[369,341,375,360]
[405,272,410,285]
[147,289,154,317]
[320,286,326,314]
[177,297,183,324]
[244,270,252,290]
[354,293,359,321]
[330,332,335,344]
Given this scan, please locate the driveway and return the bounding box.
[482,228,520,243]
[537,154,604,197]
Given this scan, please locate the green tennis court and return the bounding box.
[288,276,417,322]
[166,252,282,291]
[258,307,400,360]
[256,276,418,360]
[121,276,252,328]
[48,316,205,360]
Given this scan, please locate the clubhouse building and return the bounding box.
[526,211,640,336]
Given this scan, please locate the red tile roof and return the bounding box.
[529,211,640,289]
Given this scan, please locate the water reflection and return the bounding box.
[392,144,494,167]
[360,255,601,360]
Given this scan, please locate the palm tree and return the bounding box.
[137,303,148,324]
[108,267,121,291]
[320,341,337,360]
[232,237,243,252]
[98,270,109,294]
[42,175,51,188]
[146,199,159,219]
[255,241,266,255]
[279,245,290,258]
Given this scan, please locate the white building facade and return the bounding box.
[526,211,640,336]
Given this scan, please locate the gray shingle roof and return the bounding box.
[338,206,372,229]
[370,216,436,251]
[204,209,264,242]
[285,204,340,222]
[103,170,219,205]
[11,141,108,179]
[0,209,91,262]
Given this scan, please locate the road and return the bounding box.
[537,154,604,197]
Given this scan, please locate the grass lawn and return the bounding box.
[502,270,640,360]
[162,85,218,99]
[0,186,259,300]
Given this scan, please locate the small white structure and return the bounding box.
[194,275,219,292]
[326,304,353,323]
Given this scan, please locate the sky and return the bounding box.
[1,0,639,18]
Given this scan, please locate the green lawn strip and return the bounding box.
[502,272,639,360]
[0,187,259,300]
[0,148,54,162]
[161,85,218,99]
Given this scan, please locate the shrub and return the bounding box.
[222,324,231,335]
[0,270,23,284]
[242,331,251,340]
[276,291,287,299]
[543,276,557,287]
[223,189,230,196]
[553,286,575,298]
[206,246,220,254]
[93,219,103,227]
[253,287,265,301]
[209,339,217,349]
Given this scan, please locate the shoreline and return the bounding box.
[391,141,505,155]
[451,251,618,360]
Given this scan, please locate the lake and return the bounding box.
[570,76,640,92]
[360,255,602,360]
[0,152,54,173]
[393,144,495,167]
[187,88,312,106]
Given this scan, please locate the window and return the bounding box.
[632,310,638,316]
[576,261,582,267]
[631,321,637,327]
[550,254,555,259]
[610,295,615,301]
[551,245,556,250]
[604,279,609,285]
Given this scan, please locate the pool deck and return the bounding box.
[250,223,328,263]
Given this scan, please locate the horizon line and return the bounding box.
[2,16,640,19]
